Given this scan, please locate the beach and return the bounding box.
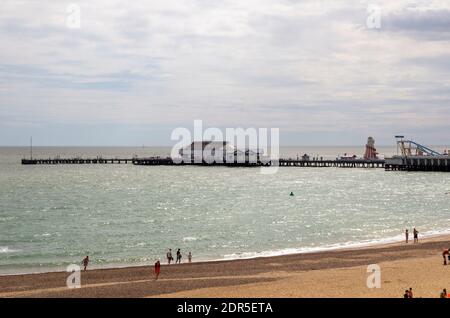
[2,0,450,304]
[0,234,448,298]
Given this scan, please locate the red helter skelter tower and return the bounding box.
[364,137,379,159]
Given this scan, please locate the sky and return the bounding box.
[0,0,449,146]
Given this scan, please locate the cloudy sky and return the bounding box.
[0,0,449,146]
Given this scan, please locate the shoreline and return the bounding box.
[0,229,450,278]
[1,233,449,298]
[2,229,450,277]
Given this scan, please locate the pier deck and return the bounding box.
[385,156,449,172]
[21,158,133,165]
[22,157,386,168]
[115,157,386,168]
[278,158,385,168]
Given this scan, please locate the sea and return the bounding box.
[0,146,449,275]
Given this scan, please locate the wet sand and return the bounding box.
[1,235,449,298]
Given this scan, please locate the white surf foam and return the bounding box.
[222,228,450,261]
[0,246,20,253]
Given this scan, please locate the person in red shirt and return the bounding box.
[154,260,161,280]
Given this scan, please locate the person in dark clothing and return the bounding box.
[443,249,449,265]
[166,249,173,264]
[82,255,89,271]
[413,228,419,243]
[176,249,182,264]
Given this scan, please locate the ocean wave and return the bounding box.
[0,216,16,222]
[0,246,20,253]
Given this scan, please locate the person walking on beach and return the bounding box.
[167,249,173,264]
[82,255,89,271]
[440,289,447,298]
[408,288,414,298]
[443,249,449,265]
[188,252,192,263]
[413,228,419,244]
[154,260,161,280]
[176,249,182,264]
[405,229,409,243]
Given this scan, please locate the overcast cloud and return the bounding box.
[0,0,449,145]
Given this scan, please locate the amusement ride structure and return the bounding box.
[394,135,442,157]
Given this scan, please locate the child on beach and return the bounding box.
[154,260,161,280]
[440,289,447,298]
[405,229,409,243]
[82,255,89,271]
[188,252,192,263]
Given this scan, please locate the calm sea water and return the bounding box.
[1,146,449,275]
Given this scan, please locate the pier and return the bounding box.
[385,156,449,172]
[22,157,386,168]
[20,137,448,171]
[21,158,134,165]
[20,137,388,169]
[134,158,385,168]
[278,158,384,168]
[132,157,173,165]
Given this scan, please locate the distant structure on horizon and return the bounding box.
[364,137,379,160]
